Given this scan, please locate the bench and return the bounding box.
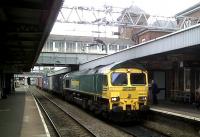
[174,91,191,103]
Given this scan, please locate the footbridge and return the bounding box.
[35,34,134,66]
[36,52,106,66]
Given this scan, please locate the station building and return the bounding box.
[137,3,200,104]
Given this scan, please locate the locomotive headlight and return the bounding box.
[111,97,117,101]
[111,97,120,102]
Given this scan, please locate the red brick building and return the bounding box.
[118,5,177,44]
[137,29,172,43]
[118,5,150,42]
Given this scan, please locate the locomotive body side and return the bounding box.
[63,73,107,110]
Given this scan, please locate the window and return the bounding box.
[130,73,146,85]
[109,44,118,51]
[111,73,127,86]
[77,42,85,52]
[103,75,108,86]
[54,41,65,52]
[119,45,127,50]
[88,45,98,53]
[42,40,53,52]
[66,42,76,52]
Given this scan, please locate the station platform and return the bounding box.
[0,86,49,137]
[150,101,200,122]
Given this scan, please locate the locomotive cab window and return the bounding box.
[111,72,127,86]
[130,73,146,85]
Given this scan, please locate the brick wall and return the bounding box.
[138,31,171,44]
[119,27,142,42]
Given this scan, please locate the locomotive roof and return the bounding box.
[63,62,145,78]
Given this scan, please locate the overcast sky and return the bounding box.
[51,0,200,36]
[63,0,200,16]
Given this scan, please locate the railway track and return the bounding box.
[116,125,169,137]
[30,86,170,137]
[31,88,96,137]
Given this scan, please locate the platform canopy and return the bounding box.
[0,0,63,73]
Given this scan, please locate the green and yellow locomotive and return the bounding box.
[63,63,149,120]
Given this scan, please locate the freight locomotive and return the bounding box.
[37,63,149,121]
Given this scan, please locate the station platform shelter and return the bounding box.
[146,60,200,105]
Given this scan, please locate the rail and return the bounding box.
[30,88,96,137]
